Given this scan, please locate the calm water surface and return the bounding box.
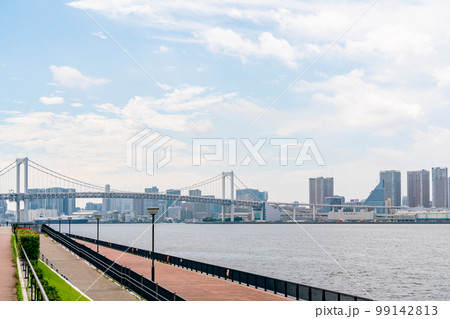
[54,223,450,300]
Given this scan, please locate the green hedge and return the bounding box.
[16,228,40,261]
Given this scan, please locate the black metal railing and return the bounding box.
[67,233,373,301]
[41,225,184,301]
[20,246,49,301]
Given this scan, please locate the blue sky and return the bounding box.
[1,0,450,203]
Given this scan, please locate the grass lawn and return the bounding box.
[38,261,90,301]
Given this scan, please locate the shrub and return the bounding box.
[16,228,40,261]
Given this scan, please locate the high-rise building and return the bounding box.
[0,199,7,214]
[144,186,160,211]
[236,189,268,201]
[102,184,111,212]
[364,180,385,214]
[166,189,181,208]
[29,187,76,215]
[85,202,102,211]
[407,170,430,208]
[325,196,345,213]
[379,171,401,207]
[133,198,145,215]
[309,177,334,205]
[432,167,448,208]
[189,189,202,197]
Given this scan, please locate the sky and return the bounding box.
[1,0,450,204]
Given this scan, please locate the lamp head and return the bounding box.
[94,214,102,220]
[67,216,73,221]
[58,217,62,221]
[147,207,159,216]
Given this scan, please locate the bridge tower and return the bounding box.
[15,157,29,222]
[221,171,235,222]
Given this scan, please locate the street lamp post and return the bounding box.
[58,217,62,232]
[47,217,51,227]
[94,214,102,253]
[147,207,159,282]
[68,216,73,236]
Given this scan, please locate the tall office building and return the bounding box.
[432,167,448,208]
[407,170,430,208]
[144,186,160,212]
[102,184,111,212]
[133,198,145,215]
[379,171,401,207]
[309,177,334,205]
[189,189,202,197]
[236,188,268,201]
[29,187,76,215]
[166,189,181,208]
[0,199,7,214]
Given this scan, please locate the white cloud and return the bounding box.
[95,84,267,134]
[40,96,65,105]
[92,31,107,39]
[277,70,424,136]
[433,66,450,88]
[340,26,434,63]
[50,65,109,89]
[70,102,84,107]
[156,45,172,53]
[197,28,300,68]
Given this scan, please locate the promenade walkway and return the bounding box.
[0,227,16,301]
[40,235,138,301]
[76,239,290,301]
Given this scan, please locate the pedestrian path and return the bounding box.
[76,239,290,301]
[40,235,138,301]
[0,227,16,301]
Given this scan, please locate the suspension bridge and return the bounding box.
[0,157,269,223]
[0,157,408,224]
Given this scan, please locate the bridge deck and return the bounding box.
[0,227,16,301]
[76,239,290,301]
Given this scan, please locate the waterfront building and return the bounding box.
[432,167,448,208]
[133,198,145,215]
[309,177,334,205]
[144,186,163,217]
[407,170,430,208]
[236,188,268,201]
[85,202,102,211]
[325,196,345,213]
[166,189,181,208]
[189,189,202,197]
[102,184,111,212]
[0,199,7,214]
[364,180,385,213]
[380,170,401,207]
[402,196,408,206]
[327,209,375,221]
[29,187,76,215]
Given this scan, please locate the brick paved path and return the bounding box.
[76,239,290,301]
[0,227,16,301]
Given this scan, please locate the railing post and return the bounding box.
[296,284,299,300]
[308,287,312,301]
[285,282,288,297]
[274,279,277,294]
